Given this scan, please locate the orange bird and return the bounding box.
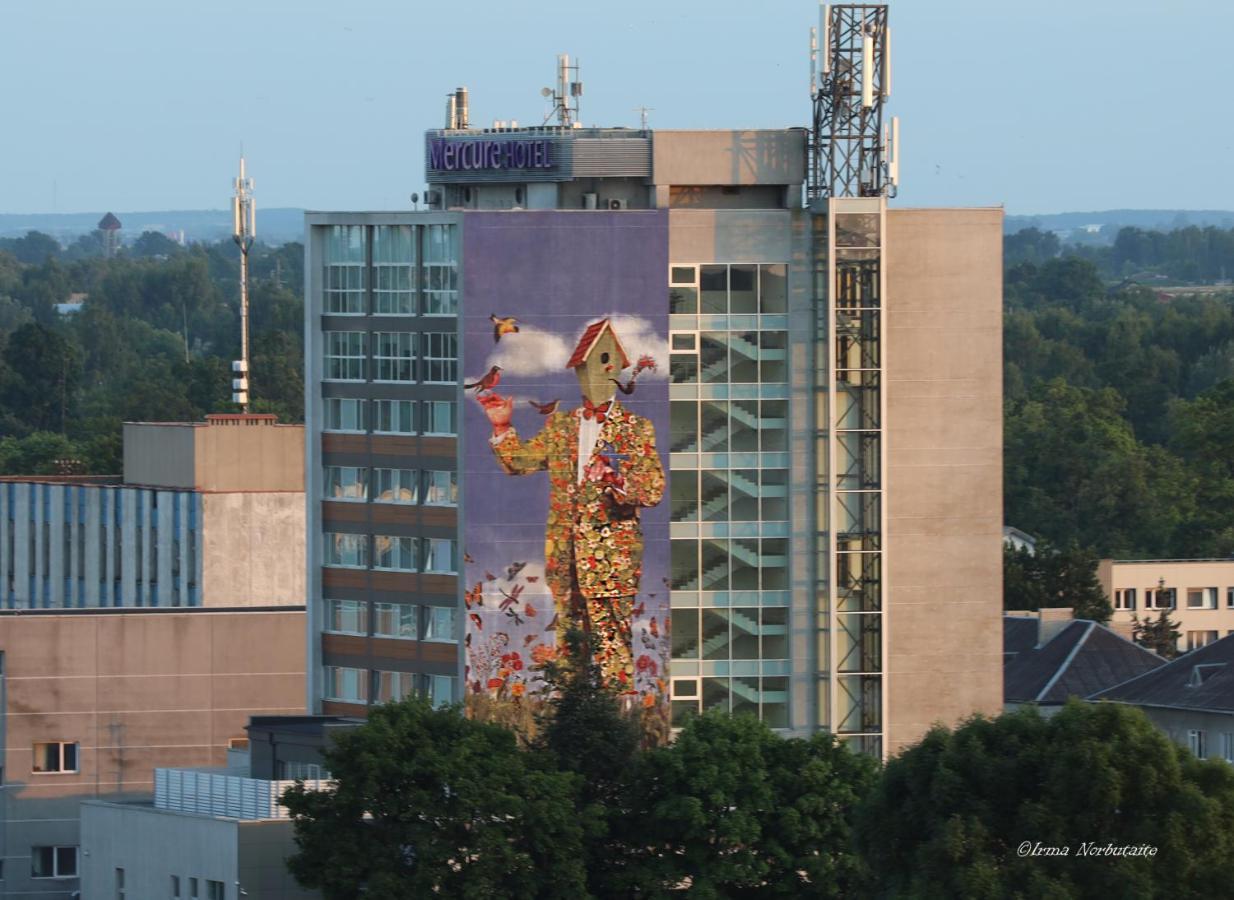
[528,399,560,415]
[465,366,502,395]
[490,314,519,343]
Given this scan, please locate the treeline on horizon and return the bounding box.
[0,229,303,474]
[1,223,1234,560]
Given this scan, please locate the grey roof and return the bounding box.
[1093,633,1234,713]
[1004,618,1166,705]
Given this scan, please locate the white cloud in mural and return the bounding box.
[475,315,669,381]
[605,314,669,380]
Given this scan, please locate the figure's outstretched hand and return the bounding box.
[478,393,514,434]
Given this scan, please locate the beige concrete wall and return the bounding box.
[1105,559,1234,650]
[123,423,197,488]
[884,207,1005,756]
[194,422,305,493]
[0,609,306,898]
[201,492,306,607]
[668,209,794,263]
[653,130,806,187]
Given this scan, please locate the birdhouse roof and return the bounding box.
[97,212,121,230]
[566,319,631,370]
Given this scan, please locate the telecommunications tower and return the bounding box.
[231,156,256,411]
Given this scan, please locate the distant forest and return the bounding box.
[2,222,1234,559]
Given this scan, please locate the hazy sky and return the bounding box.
[2,0,1230,216]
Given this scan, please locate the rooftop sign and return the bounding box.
[428,137,555,172]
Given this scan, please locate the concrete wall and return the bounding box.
[883,207,1005,755]
[653,130,806,188]
[124,420,305,493]
[238,820,321,898]
[123,424,197,489]
[1105,559,1234,651]
[0,608,306,900]
[201,493,306,608]
[668,209,795,263]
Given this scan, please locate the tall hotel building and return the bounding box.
[305,6,1002,755]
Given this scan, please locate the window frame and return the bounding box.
[30,845,78,879]
[323,398,367,433]
[422,470,458,507]
[32,741,79,774]
[323,331,367,382]
[372,331,416,383]
[324,598,369,636]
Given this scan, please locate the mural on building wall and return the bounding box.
[463,210,671,740]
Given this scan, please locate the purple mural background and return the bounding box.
[461,210,670,733]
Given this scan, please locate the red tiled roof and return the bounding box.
[97,212,121,230]
[566,319,631,370]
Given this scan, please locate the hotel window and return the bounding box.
[32,741,79,773]
[423,538,457,574]
[373,468,417,504]
[31,846,77,879]
[324,398,366,432]
[669,265,698,314]
[422,333,458,383]
[424,400,457,436]
[1114,588,1136,611]
[324,598,367,636]
[423,470,458,506]
[373,332,416,382]
[423,224,459,315]
[323,225,366,314]
[1189,729,1207,758]
[373,602,418,639]
[323,666,368,703]
[374,535,417,572]
[372,225,415,314]
[427,674,456,708]
[1223,733,1234,763]
[323,532,368,568]
[374,670,417,703]
[424,605,457,642]
[1187,587,1219,610]
[374,399,415,434]
[1187,630,1219,651]
[324,331,366,381]
[324,466,368,501]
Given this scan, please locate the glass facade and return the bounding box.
[667,262,791,729]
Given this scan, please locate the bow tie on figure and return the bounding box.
[581,398,612,423]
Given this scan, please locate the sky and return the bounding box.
[1,0,1231,216]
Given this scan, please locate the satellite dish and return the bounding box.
[541,87,553,97]
[411,193,419,205]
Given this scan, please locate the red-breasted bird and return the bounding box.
[465,366,502,395]
[490,314,519,343]
[528,399,560,415]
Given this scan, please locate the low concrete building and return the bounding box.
[1004,609,1165,715]
[0,606,306,900]
[1101,558,1234,653]
[1093,632,1234,763]
[0,414,305,610]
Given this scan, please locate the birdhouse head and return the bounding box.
[567,319,631,405]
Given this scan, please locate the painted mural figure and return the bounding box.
[478,319,665,691]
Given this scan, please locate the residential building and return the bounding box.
[1101,558,1234,653]
[303,5,1003,757]
[1004,609,1165,714]
[1093,632,1234,763]
[0,414,305,610]
[0,606,306,900]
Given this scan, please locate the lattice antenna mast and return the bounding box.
[809,4,898,201]
[231,156,256,411]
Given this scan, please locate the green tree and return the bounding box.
[1003,540,1113,623]
[1,322,82,433]
[0,432,80,475]
[857,701,1234,899]
[131,230,183,259]
[282,697,587,900]
[619,711,876,898]
[1132,605,1182,660]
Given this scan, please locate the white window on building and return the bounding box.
[423,538,457,574]
[1187,587,1219,610]
[422,333,458,383]
[427,674,456,708]
[324,466,368,501]
[324,599,368,636]
[373,602,418,640]
[324,331,367,381]
[324,533,368,569]
[31,845,78,879]
[1114,588,1136,611]
[324,398,366,432]
[323,225,367,314]
[374,670,417,703]
[373,332,415,382]
[423,400,457,436]
[372,225,416,315]
[373,469,417,504]
[1189,729,1207,759]
[423,470,458,506]
[1186,630,1219,652]
[1145,587,1176,610]
[1222,732,1234,763]
[424,605,457,642]
[423,224,459,315]
[374,399,415,434]
[32,741,78,773]
[323,665,368,703]
[373,535,417,572]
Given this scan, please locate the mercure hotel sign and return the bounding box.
[429,138,555,172]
